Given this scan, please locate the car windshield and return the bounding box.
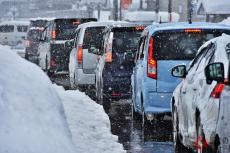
[82,26,105,49]
[27,29,42,40]
[55,20,79,40]
[112,28,142,53]
[55,19,97,40]
[154,30,230,60]
[30,20,48,27]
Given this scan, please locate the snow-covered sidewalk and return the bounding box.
[55,86,125,153]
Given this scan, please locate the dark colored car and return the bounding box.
[25,19,50,64]
[95,23,145,111]
[37,18,97,77]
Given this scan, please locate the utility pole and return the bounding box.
[113,0,118,21]
[155,0,159,22]
[98,3,101,21]
[140,0,143,10]
[188,0,193,23]
[119,0,122,20]
[168,0,172,22]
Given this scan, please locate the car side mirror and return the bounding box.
[171,65,187,78]
[124,52,135,62]
[89,46,103,55]
[65,39,74,48]
[205,62,225,85]
[89,46,99,54]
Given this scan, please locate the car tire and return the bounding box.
[132,102,140,121]
[102,97,111,113]
[173,107,193,153]
[99,81,111,113]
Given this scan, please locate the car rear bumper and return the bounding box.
[76,68,95,85]
[143,92,172,114]
[103,82,131,100]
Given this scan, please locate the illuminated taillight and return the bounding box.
[105,32,113,63]
[77,45,83,64]
[25,40,31,47]
[50,58,57,67]
[211,84,225,99]
[184,29,202,33]
[52,30,56,39]
[105,51,112,63]
[147,37,157,79]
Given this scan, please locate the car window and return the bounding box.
[27,29,42,40]
[17,26,28,32]
[153,30,230,60]
[226,43,230,60]
[112,28,142,54]
[0,25,14,32]
[136,37,145,61]
[82,26,105,49]
[187,46,209,72]
[74,29,80,47]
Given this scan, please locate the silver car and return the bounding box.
[68,21,126,90]
[171,34,230,153]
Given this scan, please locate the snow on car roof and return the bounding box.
[77,21,128,28]
[0,20,30,26]
[29,17,55,21]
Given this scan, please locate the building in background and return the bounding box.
[196,0,230,22]
[0,0,111,21]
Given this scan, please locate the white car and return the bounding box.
[171,34,230,153]
[0,20,29,46]
[68,21,125,90]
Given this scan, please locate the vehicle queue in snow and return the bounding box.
[3,17,230,153]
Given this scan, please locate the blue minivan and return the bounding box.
[131,22,230,125]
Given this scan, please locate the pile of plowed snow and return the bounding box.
[0,45,125,153]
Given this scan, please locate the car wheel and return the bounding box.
[100,81,111,113]
[132,102,140,121]
[173,106,192,153]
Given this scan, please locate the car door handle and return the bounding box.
[182,91,186,94]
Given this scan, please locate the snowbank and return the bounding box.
[55,86,125,153]
[0,45,76,153]
[220,17,230,26]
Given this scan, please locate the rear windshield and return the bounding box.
[17,26,28,32]
[30,20,48,27]
[154,29,230,60]
[83,26,105,49]
[55,19,97,40]
[112,28,142,53]
[0,25,14,32]
[27,29,42,40]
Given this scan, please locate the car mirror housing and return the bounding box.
[89,46,103,55]
[124,52,135,62]
[64,39,74,48]
[89,46,99,54]
[171,65,187,78]
[205,62,225,85]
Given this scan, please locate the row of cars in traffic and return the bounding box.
[24,17,230,153]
